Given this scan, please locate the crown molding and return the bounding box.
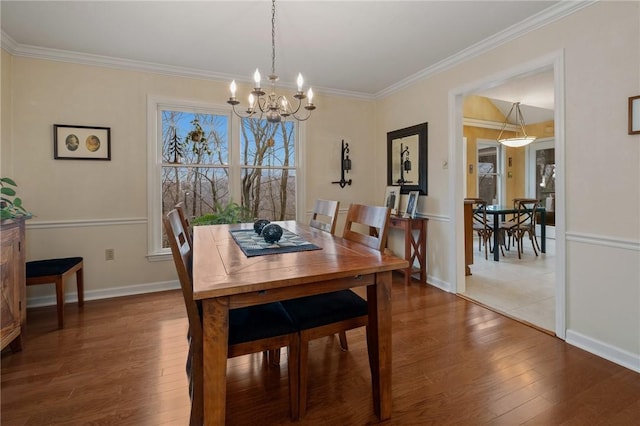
[463,118,518,131]
[375,0,597,99]
[0,30,374,101]
[0,30,18,54]
[2,1,595,102]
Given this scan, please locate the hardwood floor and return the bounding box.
[2,275,639,425]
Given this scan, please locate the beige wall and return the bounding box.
[376,1,639,363]
[1,1,638,368]
[1,49,13,176]
[2,56,376,301]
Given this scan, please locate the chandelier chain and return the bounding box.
[271,0,276,77]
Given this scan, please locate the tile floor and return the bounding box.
[462,233,556,332]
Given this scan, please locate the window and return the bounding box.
[147,97,299,257]
[240,118,297,221]
[477,141,503,204]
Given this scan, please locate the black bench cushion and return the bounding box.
[281,290,368,330]
[26,257,83,278]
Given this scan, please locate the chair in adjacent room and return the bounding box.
[309,199,340,234]
[25,257,84,328]
[501,198,541,259]
[467,198,495,260]
[163,209,300,425]
[282,203,391,417]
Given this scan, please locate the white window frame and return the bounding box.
[476,139,505,205]
[146,95,304,259]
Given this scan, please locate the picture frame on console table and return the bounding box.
[384,186,400,215]
[403,191,419,218]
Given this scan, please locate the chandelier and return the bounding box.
[227,0,316,123]
[496,102,537,148]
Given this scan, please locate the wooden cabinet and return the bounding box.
[1,218,26,352]
[388,215,428,286]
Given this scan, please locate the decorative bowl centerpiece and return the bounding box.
[253,219,271,235]
[261,223,283,244]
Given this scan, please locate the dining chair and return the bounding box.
[175,202,192,246]
[465,198,495,260]
[282,203,391,417]
[163,209,300,424]
[309,199,340,234]
[501,198,541,259]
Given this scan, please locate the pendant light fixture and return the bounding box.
[227,0,316,123]
[497,102,536,148]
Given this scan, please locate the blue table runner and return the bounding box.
[230,228,322,257]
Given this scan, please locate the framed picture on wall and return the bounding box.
[384,186,400,215]
[54,124,111,160]
[629,96,640,135]
[403,191,419,218]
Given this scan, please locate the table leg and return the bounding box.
[203,297,230,426]
[403,226,411,286]
[418,223,427,283]
[367,271,393,420]
[493,213,500,261]
[540,210,546,253]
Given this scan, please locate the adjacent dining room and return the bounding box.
[459,76,558,334]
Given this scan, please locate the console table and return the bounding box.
[388,215,428,285]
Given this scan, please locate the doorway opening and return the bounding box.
[449,52,566,338]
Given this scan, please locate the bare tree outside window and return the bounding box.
[160,109,297,247]
[161,111,229,228]
[240,118,296,221]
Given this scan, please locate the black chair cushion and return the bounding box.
[281,290,368,330]
[228,301,297,345]
[26,257,83,278]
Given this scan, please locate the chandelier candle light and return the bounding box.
[496,102,537,148]
[227,0,316,123]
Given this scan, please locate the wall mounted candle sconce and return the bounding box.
[332,139,352,188]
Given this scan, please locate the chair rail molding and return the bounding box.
[565,232,640,252]
[27,217,147,230]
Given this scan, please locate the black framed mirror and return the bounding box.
[387,122,428,195]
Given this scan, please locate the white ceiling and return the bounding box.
[1,0,572,120]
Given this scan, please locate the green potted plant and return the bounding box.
[191,201,251,226]
[1,177,31,220]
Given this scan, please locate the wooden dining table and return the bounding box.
[192,220,409,424]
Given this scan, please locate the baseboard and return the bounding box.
[426,275,452,293]
[26,280,180,308]
[566,329,640,373]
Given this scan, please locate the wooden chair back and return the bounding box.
[342,204,391,252]
[469,199,490,229]
[465,198,494,259]
[175,202,192,246]
[164,209,200,334]
[163,209,204,425]
[514,198,540,229]
[309,199,340,234]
